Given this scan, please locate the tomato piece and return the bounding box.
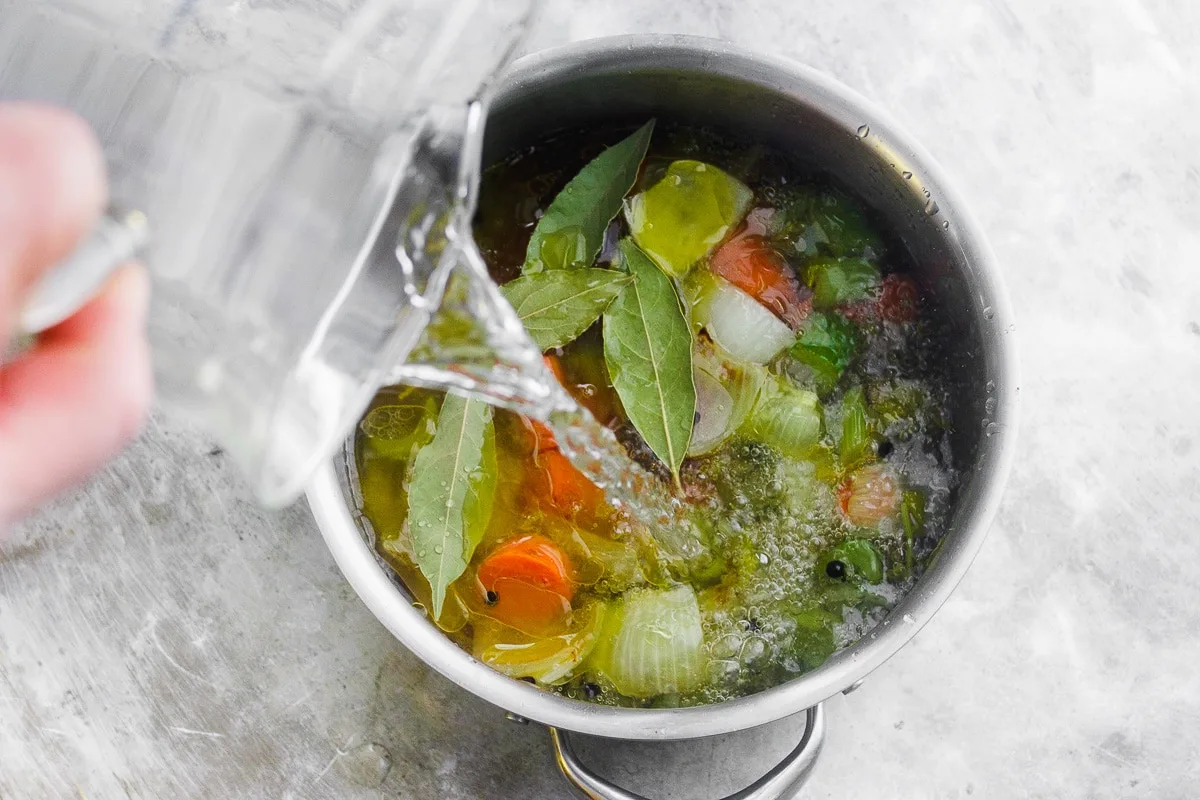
[835,298,879,324]
[837,465,900,526]
[477,535,575,632]
[878,274,919,323]
[709,231,811,330]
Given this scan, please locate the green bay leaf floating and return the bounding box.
[523,120,655,273]
[603,239,696,485]
[407,394,496,619]
[500,268,633,351]
[625,159,753,278]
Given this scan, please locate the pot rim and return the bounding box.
[307,32,1020,741]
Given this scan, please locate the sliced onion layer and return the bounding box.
[702,278,796,364]
[688,367,735,456]
[591,585,705,697]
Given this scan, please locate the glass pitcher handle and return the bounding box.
[19,208,149,335]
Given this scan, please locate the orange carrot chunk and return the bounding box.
[540,450,605,516]
[544,354,566,385]
[519,416,559,454]
[477,535,575,631]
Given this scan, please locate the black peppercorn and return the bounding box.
[583,683,601,700]
[826,560,847,579]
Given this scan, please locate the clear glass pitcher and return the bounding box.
[0,0,551,506]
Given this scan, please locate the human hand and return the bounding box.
[0,104,152,528]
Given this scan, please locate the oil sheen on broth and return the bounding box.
[354,121,960,708]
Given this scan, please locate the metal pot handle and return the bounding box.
[549,704,826,800]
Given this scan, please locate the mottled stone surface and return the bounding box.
[3,0,1199,797]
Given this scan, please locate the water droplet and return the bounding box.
[901,170,913,180]
[713,634,742,659]
[984,397,997,415]
[417,549,427,558]
[740,637,768,665]
[707,659,740,682]
[924,198,940,216]
[985,422,1001,437]
[986,380,996,393]
[981,417,991,428]
[758,552,770,565]
[856,124,870,138]
[902,614,915,625]
[433,545,443,554]
[922,188,930,197]
[983,306,994,320]
[942,220,950,230]
[337,743,392,788]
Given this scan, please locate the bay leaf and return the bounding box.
[501,268,632,351]
[407,394,496,619]
[602,239,696,485]
[463,421,498,563]
[523,120,655,273]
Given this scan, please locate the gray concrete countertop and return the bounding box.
[3,1,1199,797]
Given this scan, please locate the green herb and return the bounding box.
[407,394,496,619]
[803,257,880,308]
[789,311,859,392]
[625,159,754,277]
[603,239,696,485]
[900,489,926,575]
[500,268,632,351]
[524,121,656,273]
[838,387,874,470]
[769,186,882,258]
[870,380,929,420]
[868,379,931,440]
[791,607,840,670]
[828,539,885,584]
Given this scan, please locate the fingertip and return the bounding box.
[93,264,154,440]
[0,103,108,301]
[0,261,154,519]
[102,262,151,331]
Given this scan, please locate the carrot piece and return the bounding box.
[477,535,575,631]
[540,450,605,516]
[519,416,559,454]
[709,231,811,330]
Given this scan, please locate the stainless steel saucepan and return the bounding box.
[307,34,1019,799]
